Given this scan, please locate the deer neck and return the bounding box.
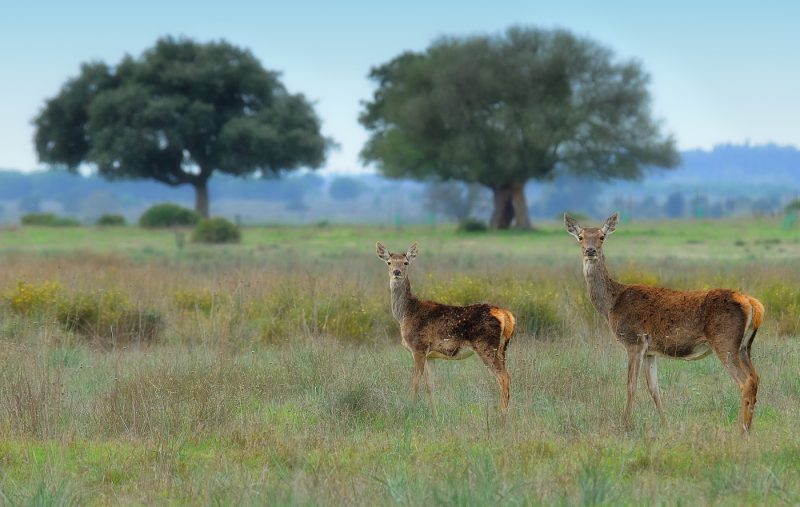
[390,277,416,322]
[582,254,621,318]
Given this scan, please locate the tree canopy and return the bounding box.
[34,37,330,217]
[360,26,679,229]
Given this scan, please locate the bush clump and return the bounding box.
[510,294,562,337]
[617,264,661,286]
[96,214,126,226]
[191,218,241,244]
[139,203,199,228]
[315,294,386,342]
[174,288,218,315]
[457,218,488,232]
[56,290,163,347]
[1,280,62,315]
[758,283,800,336]
[21,213,80,227]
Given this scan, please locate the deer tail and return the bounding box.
[490,308,516,347]
[747,296,764,330]
[739,295,764,352]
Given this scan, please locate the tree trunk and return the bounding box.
[510,182,531,229]
[490,186,515,229]
[194,180,210,218]
[490,182,531,230]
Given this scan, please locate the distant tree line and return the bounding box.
[607,191,783,219]
[0,168,793,225]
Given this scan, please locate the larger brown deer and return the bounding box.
[564,213,764,432]
[376,241,516,411]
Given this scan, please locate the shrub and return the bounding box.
[457,218,488,232]
[245,285,392,344]
[139,203,199,228]
[315,294,386,342]
[248,288,308,344]
[20,213,80,227]
[1,280,62,315]
[616,264,661,286]
[174,288,218,315]
[191,217,241,244]
[96,214,126,226]
[758,283,800,336]
[509,294,561,336]
[56,290,163,346]
[428,275,491,306]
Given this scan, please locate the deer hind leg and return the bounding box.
[739,364,758,434]
[710,339,752,433]
[496,339,511,411]
[643,355,668,426]
[474,342,511,412]
[738,328,760,433]
[622,334,648,430]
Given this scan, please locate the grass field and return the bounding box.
[0,219,798,505]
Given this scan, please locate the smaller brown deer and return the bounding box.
[376,241,516,411]
[565,213,764,432]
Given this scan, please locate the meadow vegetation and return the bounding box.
[95,214,126,227]
[20,213,80,227]
[191,217,241,244]
[0,218,798,505]
[138,203,199,229]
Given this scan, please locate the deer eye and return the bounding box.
[578,235,583,240]
[403,261,409,265]
[386,261,391,265]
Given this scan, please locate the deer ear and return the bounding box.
[601,212,619,236]
[376,241,390,261]
[406,242,418,263]
[564,213,582,240]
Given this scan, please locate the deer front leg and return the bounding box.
[411,351,425,402]
[622,334,648,430]
[423,361,438,418]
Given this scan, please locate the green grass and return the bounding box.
[2,216,799,261]
[0,219,798,505]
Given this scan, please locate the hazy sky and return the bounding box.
[1,0,798,174]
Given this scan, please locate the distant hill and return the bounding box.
[645,143,800,188]
[0,143,797,224]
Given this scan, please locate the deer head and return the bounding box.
[564,213,618,261]
[376,241,418,280]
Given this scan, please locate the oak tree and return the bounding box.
[34,37,330,217]
[360,27,678,229]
